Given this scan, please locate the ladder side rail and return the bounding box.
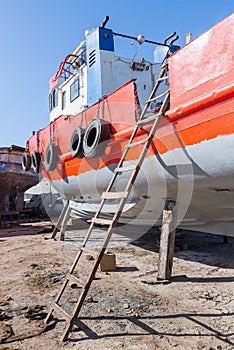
[68,221,98,272]
[93,93,170,229]
[147,88,170,103]
[144,65,168,104]
[61,244,111,341]
[120,94,170,195]
[148,65,168,102]
[140,65,168,119]
[98,124,139,195]
[138,93,170,158]
[45,278,70,323]
[46,106,165,326]
[47,62,171,341]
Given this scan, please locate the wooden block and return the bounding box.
[99,252,116,271]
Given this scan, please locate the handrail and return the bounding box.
[52,54,78,83]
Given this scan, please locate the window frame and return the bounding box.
[70,78,79,102]
[52,88,58,108]
[49,93,52,111]
[62,90,66,110]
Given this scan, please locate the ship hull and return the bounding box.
[46,115,234,236]
[24,14,234,235]
[26,85,234,235]
[0,146,38,211]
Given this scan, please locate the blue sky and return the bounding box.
[0,0,233,147]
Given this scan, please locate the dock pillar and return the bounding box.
[157,201,176,282]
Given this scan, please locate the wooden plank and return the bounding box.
[114,164,138,173]
[158,207,176,281]
[53,303,71,322]
[157,75,169,81]
[136,112,161,125]
[102,191,128,199]
[80,247,97,256]
[146,89,170,103]
[59,206,72,241]
[91,218,114,226]
[66,273,85,287]
[125,138,149,148]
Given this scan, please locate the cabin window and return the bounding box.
[49,86,59,111]
[62,91,66,110]
[52,89,58,108]
[70,79,79,102]
[49,93,52,111]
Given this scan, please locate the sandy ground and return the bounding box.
[0,220,233,350]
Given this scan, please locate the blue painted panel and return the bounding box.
[99,28,114,52]
[86,28,101,106]
[86,27,114,106]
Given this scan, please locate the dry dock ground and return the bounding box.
[0,221,233,350]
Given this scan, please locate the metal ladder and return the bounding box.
[45,62,170,341]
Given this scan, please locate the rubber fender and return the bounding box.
[83,118,110,158]
[44,143,58,172]
[31,150,41,173]
[69,126,84,158]
[21,152,31,171]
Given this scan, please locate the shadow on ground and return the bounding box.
[131,227,234,269]
[66,311,234,347]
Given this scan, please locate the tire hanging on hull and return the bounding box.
[44,143,58,172]
[22,152,31,171]
[31,150,41,173]
[83,118,110,158]
[69,126,84,158]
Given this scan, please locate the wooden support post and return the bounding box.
[158,201,176,281]
[51,200,70,240]
[59,206,72,241]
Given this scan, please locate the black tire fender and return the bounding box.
[83,118,110,158]
[22,152,31,171]
[44,143,58,172]
[69,126,84,158]
[31,150,41,173]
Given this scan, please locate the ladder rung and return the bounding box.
[146,89,170,103]
[137,112,161,125]
[66,273,86,287]
[102,191,128,199]
[114,164,138,173]
[80,247,97,256]
[125,138,149,148]
[53,303,71,322]
[91,218,114,226]
[157,76,169,81]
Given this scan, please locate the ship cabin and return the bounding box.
[48,25,174,122]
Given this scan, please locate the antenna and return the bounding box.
[101,16,109,28]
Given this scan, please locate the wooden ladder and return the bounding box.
[45,62,170,341]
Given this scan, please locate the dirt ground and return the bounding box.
[0,220,233,350]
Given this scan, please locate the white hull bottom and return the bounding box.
[47,133,234,237]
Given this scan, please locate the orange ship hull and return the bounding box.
[24,14,234,235]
